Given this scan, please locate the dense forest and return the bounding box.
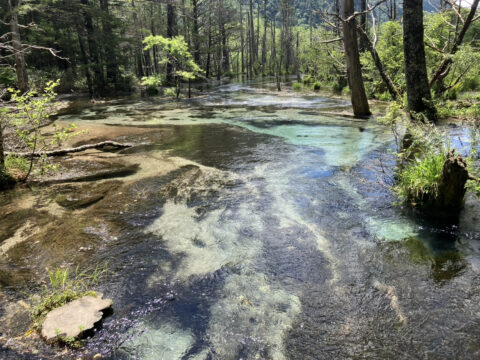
[1,0,477,103]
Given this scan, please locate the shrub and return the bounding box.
[145,85,159,96]
[313,81,321,91]
[292,82,302,91]
[302,75,313,84]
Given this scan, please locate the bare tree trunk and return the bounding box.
[151,4,160,74]
[206,15,212,78]
[249,0,256,66]
[219,0,229,73]
[359,0,368,52]
[77,26,94,96]
[295,32,301,82]
[403,0,436,120]
[166,3,178,86]
[8,0,29,93]
[192,0,201,64]
[82,0,104,96]
[262,0,267,75]
[99,0,118,89]
[240,1,245,74]
[272,18,281,91]
[343,0,371,117]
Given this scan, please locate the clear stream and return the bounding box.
[1,80,480,359]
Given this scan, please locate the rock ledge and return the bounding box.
[41,293,112,341]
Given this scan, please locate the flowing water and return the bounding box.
[1,80,480,359]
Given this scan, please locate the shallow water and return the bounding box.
[2,80,480,359]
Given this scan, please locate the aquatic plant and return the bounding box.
[380,103,479,214]
[393,152,446,205]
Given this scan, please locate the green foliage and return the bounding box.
[394,152,446,204]
[298,27,345,91]
[379,106,459,206]
[0,67,16,88]
[142,35,203,98]
[5,80,80,181]
[5,154,30,179]
[312,81,321,91]
[358,14,480,100]
[292,82,302,91]
[436,100,480,120]
[466,124,480,195]
[360,21,404,98]
[141,75,162,87]
[302,75,313,84]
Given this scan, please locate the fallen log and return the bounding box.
[5,141,133,158]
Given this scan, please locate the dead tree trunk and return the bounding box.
[343,0,371,117]
[434,152,470,213]
[417,151,475,219]
[403,0,436,121]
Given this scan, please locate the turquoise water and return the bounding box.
[2,80,480,359]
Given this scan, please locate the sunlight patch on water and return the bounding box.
[145,200,263,282]
[207,271,301,360]
[120,321,196,360]
[334,175,419,241]
[373,280,407,326]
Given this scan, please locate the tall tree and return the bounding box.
[100,0,119,89]
[81,0,104,96]
[359,0,368,52]
[403,0,436,120]
[166,2,178,85]
[342,0,371,116]
[8,0,28,93]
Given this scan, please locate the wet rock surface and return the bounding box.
[41,293,113,341]
[54,181,121,209]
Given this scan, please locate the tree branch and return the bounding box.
[5,141,133,158]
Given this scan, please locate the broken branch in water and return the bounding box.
[5,141,133,158]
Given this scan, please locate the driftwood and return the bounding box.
[5,141,133,158]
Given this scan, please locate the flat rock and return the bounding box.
[41,293,112,341]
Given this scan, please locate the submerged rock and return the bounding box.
[41,293,112,341]
[54,181,121,209]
